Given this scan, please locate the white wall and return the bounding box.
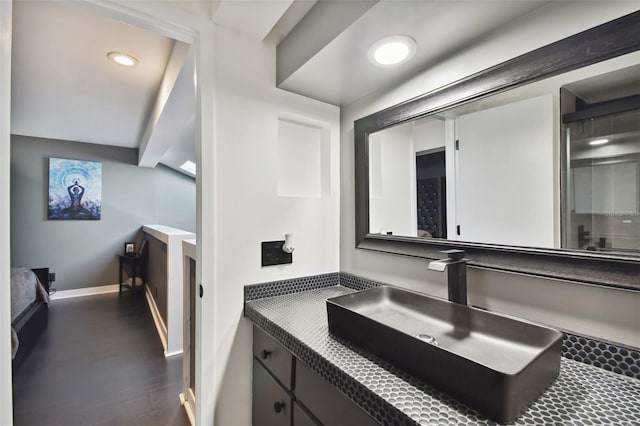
[413,117,446,154]
[573,163,639,215]
[212,24,340,425]
[341,2,640,348]
[277,119,328,198]
[369,123,416,236]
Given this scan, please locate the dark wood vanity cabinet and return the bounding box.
[252,326,379,426]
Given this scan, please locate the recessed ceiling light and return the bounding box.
[107,51,138,67]
[588,139,609,146]
[368,35,416,66]
[180,160,196,175]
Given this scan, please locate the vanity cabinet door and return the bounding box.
[253,359,292,426]
[295,361,379,426]
[293,402,319,426]
[253,326,294,390]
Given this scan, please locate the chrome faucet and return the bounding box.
[427,249,467,305]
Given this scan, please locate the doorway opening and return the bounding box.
[416,149,447,239]
[5,1,206,425]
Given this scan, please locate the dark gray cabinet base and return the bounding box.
[253,358,292,426]
[252,326,379,426]
[293,402,319,426]
[296,361,378,426]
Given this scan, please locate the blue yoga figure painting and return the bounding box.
[48,158,102,220]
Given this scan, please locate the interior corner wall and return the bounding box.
[10,134,195,291]
[340,2,640,349]
[211,24,340,426]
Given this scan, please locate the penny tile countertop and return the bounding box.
[245,286,640,426]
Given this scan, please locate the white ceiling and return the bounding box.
[213,0,295,41]
[564,64,640,104]
[11,0,196,177]
[11,0,174,148]
[277,0,551,106]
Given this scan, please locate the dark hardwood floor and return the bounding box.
[12,290,190,426]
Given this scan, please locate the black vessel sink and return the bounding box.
[327,286,562,423]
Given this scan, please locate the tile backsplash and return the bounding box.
[245,272,640,380]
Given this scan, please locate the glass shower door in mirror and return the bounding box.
[562,66,640,253]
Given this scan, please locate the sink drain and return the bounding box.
[416,333,438,346]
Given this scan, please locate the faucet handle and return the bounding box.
[441,249,466,261]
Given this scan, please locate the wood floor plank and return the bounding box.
[12,291,190,426]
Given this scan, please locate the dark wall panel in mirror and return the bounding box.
[354,10,640,290]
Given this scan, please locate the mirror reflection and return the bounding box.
[368,52,640,254]
[564,66,640,253]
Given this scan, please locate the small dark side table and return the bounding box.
[118,239,148,292]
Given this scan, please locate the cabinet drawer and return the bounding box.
[253,359,292,426]
[293,402,319,426]
[296,361,379,426]
[253,326,293,390]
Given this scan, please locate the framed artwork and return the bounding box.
[48,158,102,220]
[124,242,136,256]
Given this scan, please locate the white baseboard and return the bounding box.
[50,284,119,300]
[180,392,196,426]
[144,284,168,354]
[165,349,183,358]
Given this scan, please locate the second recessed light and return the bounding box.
[368,35,417,66]
[107,51,138,67]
